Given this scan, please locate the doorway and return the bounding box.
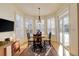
[59,10,70,56]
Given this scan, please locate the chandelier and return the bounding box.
[38,8,41,22]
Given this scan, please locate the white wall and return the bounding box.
[0,4,16,21]
[0,4,25,41]
[69,4,78,55]
[0,32,15,41]
[0,4,16,41]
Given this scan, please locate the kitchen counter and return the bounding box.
[0,41,13,48]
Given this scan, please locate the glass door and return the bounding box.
[59,11,70,56]
[25,18,33,37]
[63,15,69,49]
[47,17,55,36]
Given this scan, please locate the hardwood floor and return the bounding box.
[14,42,28,56]
[51,41,60,54]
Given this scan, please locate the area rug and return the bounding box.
[20,44,58,56]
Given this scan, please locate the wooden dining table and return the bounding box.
[28,35,50,46]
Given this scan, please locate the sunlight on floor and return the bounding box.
[64,48,70,56]
[58,45,63,56]
[52,41,70,56]
[58,45,70,56]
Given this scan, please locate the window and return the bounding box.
[35,19,45,34]
[59,10,69,52]
[25,18,33,36]
[51,17,55,35]
[63,15,69,47]
[15,14,24,40]
[47,17,55,35]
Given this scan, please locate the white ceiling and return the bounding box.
[15,3,62,16]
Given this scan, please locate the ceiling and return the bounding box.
[15,3,63,16]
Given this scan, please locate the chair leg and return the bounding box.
[28,41,29,47]
[40,45,42,52]
[49,40,51,46]
[34,48,35,52]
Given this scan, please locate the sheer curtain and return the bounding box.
[47,17,55,35]
[15,14,24,40]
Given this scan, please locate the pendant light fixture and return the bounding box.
[38,8,41,22]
